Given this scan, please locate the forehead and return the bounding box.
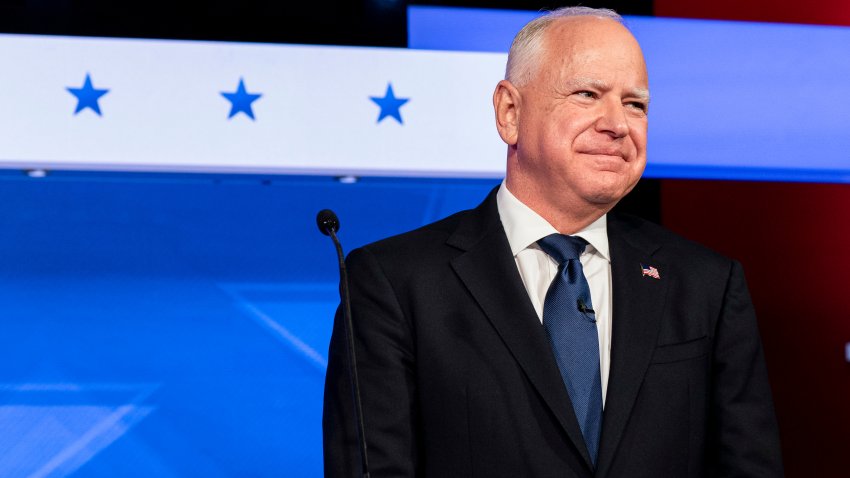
[541,17,648,85]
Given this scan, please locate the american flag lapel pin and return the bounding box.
[640,263,661,279]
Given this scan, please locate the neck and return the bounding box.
[505,175,611,235]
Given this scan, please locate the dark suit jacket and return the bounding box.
[323,188,783,477]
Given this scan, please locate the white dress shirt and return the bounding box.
[496,181,613,406]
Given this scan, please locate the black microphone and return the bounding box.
[577,299,596,316]
[317,209,340,236]
[316,209,370,478]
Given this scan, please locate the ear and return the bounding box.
[493,79,520,146]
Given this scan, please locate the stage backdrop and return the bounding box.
[2,4,849,477]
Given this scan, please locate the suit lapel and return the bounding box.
[447,190,595,471]
[595,214,670,477]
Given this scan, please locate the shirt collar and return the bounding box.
[496,181,610,261]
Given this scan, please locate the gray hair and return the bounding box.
[505,6,624,86]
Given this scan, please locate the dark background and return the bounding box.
[3,1,849,475]
[0,1,652,46]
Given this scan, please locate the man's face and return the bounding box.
[511,17,649,211]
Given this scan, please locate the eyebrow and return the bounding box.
[567,77,651,102]
[630,87,651,103]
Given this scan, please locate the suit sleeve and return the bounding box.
[323,246,420,477]
[708,260,784,477]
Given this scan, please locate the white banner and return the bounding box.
[0,34,508,177]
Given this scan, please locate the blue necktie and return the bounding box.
[538,233,603,466]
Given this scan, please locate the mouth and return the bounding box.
[579,149,626,159]
[579,149,628,161]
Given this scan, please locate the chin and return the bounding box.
[579,180,634,207]
[586,195,624,208]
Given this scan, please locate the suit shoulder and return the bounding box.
[348,207,473,264]
[611,213,737,269]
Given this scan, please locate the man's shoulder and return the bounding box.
[355,186,501,259]
[349,206,478,264]
[609,212,738,272]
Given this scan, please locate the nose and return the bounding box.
[594,98,629,139]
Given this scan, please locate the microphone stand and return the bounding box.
[318,210,370,478]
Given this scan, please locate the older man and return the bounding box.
[324,7,783,477]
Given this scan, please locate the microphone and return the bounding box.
[577,299,596,316]
[317,209,340,236]
[316,209,371,478]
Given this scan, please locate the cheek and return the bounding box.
[629,122,649,156]
[529,128,577,172]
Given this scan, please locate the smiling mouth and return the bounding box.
[580,150,626,160]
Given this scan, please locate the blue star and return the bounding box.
[66,73,110,116]
[370,83,409,124]
[221,78,263,120]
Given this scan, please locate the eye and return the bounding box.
[626,101,648,114]
[574,90,597,99]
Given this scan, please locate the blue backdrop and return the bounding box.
[0,170,497,477]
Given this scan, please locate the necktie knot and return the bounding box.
[537,233,587,264]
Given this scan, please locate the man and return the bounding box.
[324,6,783,477]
